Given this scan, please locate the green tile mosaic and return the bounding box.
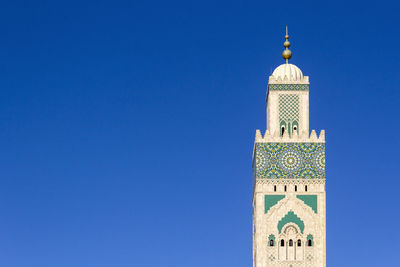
[265,195,285,213]
[279,94,299,136]
[269,84,309,91]
[278,211,304,234]
[297,195,318,213]
[255,143,325,179]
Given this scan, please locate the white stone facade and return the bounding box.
[252,63,326,267]
[252,178,326,267]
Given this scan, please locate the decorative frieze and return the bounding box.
[268,84,309,91]
[254,142,325,179]
[255,178,326,185]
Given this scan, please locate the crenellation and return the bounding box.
[310,130,317,141]
[254,129,326,143]
[255,129,263,142]
[268,75,310,84]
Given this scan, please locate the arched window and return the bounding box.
[292,121,299,136]
[274,185,276,192]
[280,239,285,247]
[308,239,312,247]
[289,239,293,246]
[281,126,285,136]
[305,185,308,192]
[297,239,301,247]
[269,239,274,246]
[295,185,297,192]
[284,185,287,192]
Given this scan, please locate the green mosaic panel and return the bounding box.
[296,195,318,213]
[279,94,299,123]
[265,195,285,213]
[255,143,325,179]
[269,84,309,91]
[278,211,304,234]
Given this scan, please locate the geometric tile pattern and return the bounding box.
[269,84,309,91]
[279,94,299,123]
[296,195,318,213]
[265,195,285,213]
[255,143,325,179]
[268,254,275,262]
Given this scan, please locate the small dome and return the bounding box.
[271,63,303,81]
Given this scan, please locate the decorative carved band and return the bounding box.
[268,84,309,91]
[255,179,326,185]
[254,142,325,179]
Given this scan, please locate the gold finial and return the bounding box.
[282,26,292,63]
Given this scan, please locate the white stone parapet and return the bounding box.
[255,129,325,143]
[268,75,309,84]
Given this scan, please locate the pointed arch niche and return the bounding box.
[278,223,304,261]
[277,211,304,234]
[277,211,305,261]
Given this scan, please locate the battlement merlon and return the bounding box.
[268,75,309,85]
[255,129,325,143]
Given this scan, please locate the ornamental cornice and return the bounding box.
[255,179,326,185]
[255,129,325,143]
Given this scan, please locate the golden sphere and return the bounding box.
[282,49,292,60]
[284,40,290,48]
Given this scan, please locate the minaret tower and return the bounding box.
[252,28,326,267]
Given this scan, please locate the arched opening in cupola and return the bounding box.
[280,121,287,136]
[292,120,299,135]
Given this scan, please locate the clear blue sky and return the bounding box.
[0,0,399,266]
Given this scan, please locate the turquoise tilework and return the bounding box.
[255,143,325,179]
[269,84,309,91]
[296,195,318,213]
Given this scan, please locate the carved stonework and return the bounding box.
[252,50,326,267]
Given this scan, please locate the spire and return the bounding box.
[282,26,292,63]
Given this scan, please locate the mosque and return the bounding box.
[252,29,326,267]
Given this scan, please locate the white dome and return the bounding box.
[271,63,303,81]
